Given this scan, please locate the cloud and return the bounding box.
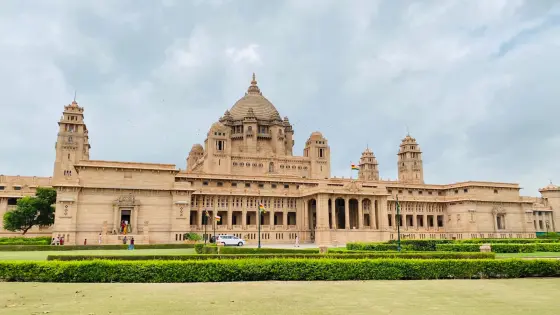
[0,0,558,195]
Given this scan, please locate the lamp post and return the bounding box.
[258,206,261,249]
[203,209,207,245]
[213,211,216,243]
[396,194,402,252]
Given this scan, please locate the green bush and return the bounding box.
[385,239,454,251]
[1,259,558,282]
[535,243,560,252]
[346,242,412,251]
[219,247,320,254]
[0,236,51,245]
[436,244,537,253]
[459,239,559,244]
[46,252,495,261]
[194,244,218,254]
[183,232,202,242]
[537,232,560,239]
[0,244,196,251]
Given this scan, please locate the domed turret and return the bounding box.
[359,147,379,181]
[228,73,281,121]
[397,134,423,183]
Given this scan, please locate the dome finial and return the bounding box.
[248,73,261,95]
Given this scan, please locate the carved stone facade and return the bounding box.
[0,75,559,244]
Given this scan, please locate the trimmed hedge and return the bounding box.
[1,259,558,282]
[346,243,413,251]
[0,237,51,246]
[535,243,560,252]
[386,239,454,251]
[218,247,320,254]
[0,244,196,251]
[436,244,537,253]
[459,239,560,244]
[46,252,496,261]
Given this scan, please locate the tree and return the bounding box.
[2,187,56,235]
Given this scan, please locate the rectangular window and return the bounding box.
[231,182,237,187]
[284,184,289,189]
[203,181,209,186]
[258,183,264,188]
[217,182,223,187]
[0,186,4,190]
[245,183,251,188]
[13,186,21,191]
[463,188,468,193]
[271,184,277,189]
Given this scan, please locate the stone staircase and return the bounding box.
[103,234,149,245]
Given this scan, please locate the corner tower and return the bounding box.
[358,147,379,181]
[304,131,330,179]
[52,100,91,183]
[397,134,423,184]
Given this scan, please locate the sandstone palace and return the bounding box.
[1,74,559,245]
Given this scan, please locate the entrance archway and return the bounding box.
[334,198,346,229]
[308,199,317,240]
[349,199,359,229]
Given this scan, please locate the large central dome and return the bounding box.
[228,74,281,121]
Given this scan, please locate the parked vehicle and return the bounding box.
[216,235,245,246]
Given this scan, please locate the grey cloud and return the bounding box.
[0,0,558,195]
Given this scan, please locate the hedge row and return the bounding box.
[346,243,413,251]
[194,244,321,255]
[2,259,559,282]
[436,244,538,253]
[535,243,560,252]
[459,239,560,244]
[385,239,454,251]
[46,252,495,261]
[0,244,196,251]
[0,237,51,246]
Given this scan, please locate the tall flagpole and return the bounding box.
[396,195,401,252]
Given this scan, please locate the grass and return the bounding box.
[0,248,195,261]
[1,279,559,314]
[497,252,560,258]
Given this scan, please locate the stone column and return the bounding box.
[133,205,139,234]
[197,196,203,228]
[331,199,336,229]
[424,214,427,231]
[242,196,247,229]
[344,197,350,230]
[269,198,274,227]
[112,205,119,233]
[358,197,364,229]
[227,196,233,229]
[378,196,388,231]
[283,210,288,229]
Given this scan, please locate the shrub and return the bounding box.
[183,232,202,242]
[535,243,560,252]
[537,232,560,239]
[436,244,537,253]
[346,242,412,251]
[1,259,558,282]
[0,244,196,251]
[386,239,454,251]
[459,239,559,244]
[0,236,51,245]
[194,244,218,254]
[46,252,496,261]
[219,247,320,254]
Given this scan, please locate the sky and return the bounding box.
[0,0,558,196]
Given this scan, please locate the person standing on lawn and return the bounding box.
[295,235,300,247]
[129,237,135,250]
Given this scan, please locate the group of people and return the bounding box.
[120,220,131,235]
[122,236,135,250]
[50,235,65,245]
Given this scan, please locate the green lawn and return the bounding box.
[1,279,559,315]
[0,248,195,261]
[497,252,560,258]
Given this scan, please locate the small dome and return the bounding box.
[309,131,323,139]
[190,144,203,152]
[229,74,281,121]
[540,182,560,191]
